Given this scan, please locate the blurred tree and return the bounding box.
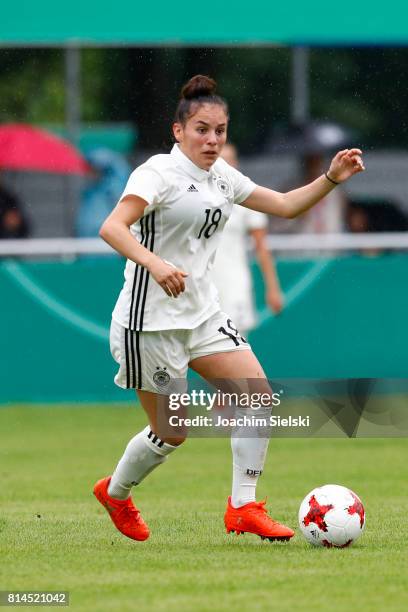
[1,47,408,153]
[122,48,185,150]
[105,46,291,153]
[309,48,408,149]
[0,49,65,123]
[210,47,291,153]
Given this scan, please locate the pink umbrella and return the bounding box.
[0,123,90,175]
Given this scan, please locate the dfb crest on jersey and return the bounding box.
[216,177,231,197]
[153,366,170,388]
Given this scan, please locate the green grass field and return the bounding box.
[1,404,408,611]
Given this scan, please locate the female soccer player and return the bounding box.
[94,75,364,543]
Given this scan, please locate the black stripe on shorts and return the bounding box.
[124,327,142,389]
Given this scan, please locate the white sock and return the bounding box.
[108,426,177,500]
[230,408,271,508]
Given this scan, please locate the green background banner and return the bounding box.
[1,254,407,404]
[1,1,408,45]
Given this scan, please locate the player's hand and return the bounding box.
[327,148,365,184]
[267,288,284,314]
[148,257,188,298]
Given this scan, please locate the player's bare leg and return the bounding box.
[136,390,188,446]
[190,346,267,379]
[189,349,295,541]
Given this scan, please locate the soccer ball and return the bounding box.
[298,484,365,548]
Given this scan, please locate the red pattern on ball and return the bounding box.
[347,491,365,528]
[303,495,334,532]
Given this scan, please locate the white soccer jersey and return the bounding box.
[212,206,267,331]
[112,144,256,331]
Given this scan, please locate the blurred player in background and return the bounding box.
[94,74,365,545]
[212,143,283,337]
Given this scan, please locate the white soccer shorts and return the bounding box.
[110,310,251,395]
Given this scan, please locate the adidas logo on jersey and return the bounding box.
[187,184,198,192]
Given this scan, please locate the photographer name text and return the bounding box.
[168,414,310,428]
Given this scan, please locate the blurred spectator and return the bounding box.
[0,177,30,239]
[212,143,283,337]
[346,197,408,256]
[347,197,408,233]
[76,148,131,237]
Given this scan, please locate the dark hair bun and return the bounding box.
[181,75,217,100]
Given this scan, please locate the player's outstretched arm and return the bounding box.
[100,195,188,298]
[242,148,365,219]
